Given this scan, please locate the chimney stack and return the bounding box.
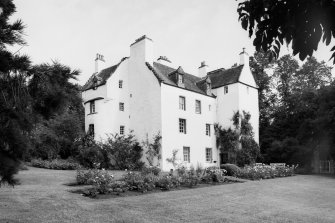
[198,61,208,78]
[239,48,249,67]
[95,53,105,73]
[130,35,154,65]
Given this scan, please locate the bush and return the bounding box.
[220,164,241,176]
[0,154,20,186]
[141,166,161,176]
[201,166,226,183]
[76,134,108,169]
[102,133,144,170]
[237,164,296,180]
[122,171,155,193]
[30,158,80,170]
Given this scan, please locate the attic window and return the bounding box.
[224,86,228,94]
[178,74,184,85]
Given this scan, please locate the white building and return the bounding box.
[82,35,259,171]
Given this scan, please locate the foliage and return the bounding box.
[166,149,180,169]
[142,132,161,166]
[215,111,260,166]
[236,136,260,166]
[214,124,239,157]
[141,166,161,176]
[237,0,335,63]
[237,164,296,180]
[258,54,334,167]
[30,158,81,170]
[76,134,107,169]
[201,167,226,183]
[220,164,241,177]
[102,132,144,170]
[0,0,32,186]
[122,171,156,193]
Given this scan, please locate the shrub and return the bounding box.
[141,166,161,176]
[122,171,155,193]
[201,166,226,183]
[90,169,114,194]
[76,134,107,169]
[30,158,80,170]
[237,164,296,180]
[76,168,111,185]
[102,133,144,170]
[220,164,241,176]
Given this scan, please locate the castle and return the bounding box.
[82,35,259,171]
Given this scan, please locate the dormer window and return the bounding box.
[178,74,184,85]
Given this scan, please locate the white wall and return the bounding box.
[128,38,162,166]
[161,83,217,171]
[238,83,259,143]
[213,83,240,129]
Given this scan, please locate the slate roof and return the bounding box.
[149,62,244,95]
[82,57,245,95]
[207,65,244,89]
[82,57,128,91]
[151,62,209,96]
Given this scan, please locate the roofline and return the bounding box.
[81,57,129,92]
[212,81,258,90]
[162,82,216,98]
[84,97,104,104]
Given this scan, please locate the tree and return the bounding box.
[237,0,335,63]
[215,111,260,166]
[0,0,32,186]
[28,62,84,160]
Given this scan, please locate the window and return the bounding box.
[119,80,123,88]
[178,74,184,84]
[89,101,95,114]
[179,96,186,110]
[224,86,228,94]
[120,125,124,135]
[179,118,186,134]
[183,147,190,163]
[206,124,211,136]
[119,102,124,111]
[247,86,249,94]
[209,105,211,111]
[206,148,212,162]
[88,124,94,137]
[195,100,201,114]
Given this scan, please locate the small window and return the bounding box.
[206,148,212,162]
[183,147,190,163]
[88,124,94,137]
[195,100,201,114]
[90,101,95,114]
[119,80,123,88]
[179,118,186,134]
[224,86,228,94]
[206,124,211,136]
[120,126,125,135]
[119,102,124,111]
[179,96,186,110]
[209,105,211,111]
[178,74,184,84]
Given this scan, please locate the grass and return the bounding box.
[1,167,335,223]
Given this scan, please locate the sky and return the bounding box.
[12,0,334,85]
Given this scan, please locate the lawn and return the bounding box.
[0,167,335,223]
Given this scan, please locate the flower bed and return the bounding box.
[75,166,238,198]
[237,164,296,180]
[30,158,81,170]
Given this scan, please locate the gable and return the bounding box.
[82,57,128,91]
[208,65,244,89]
